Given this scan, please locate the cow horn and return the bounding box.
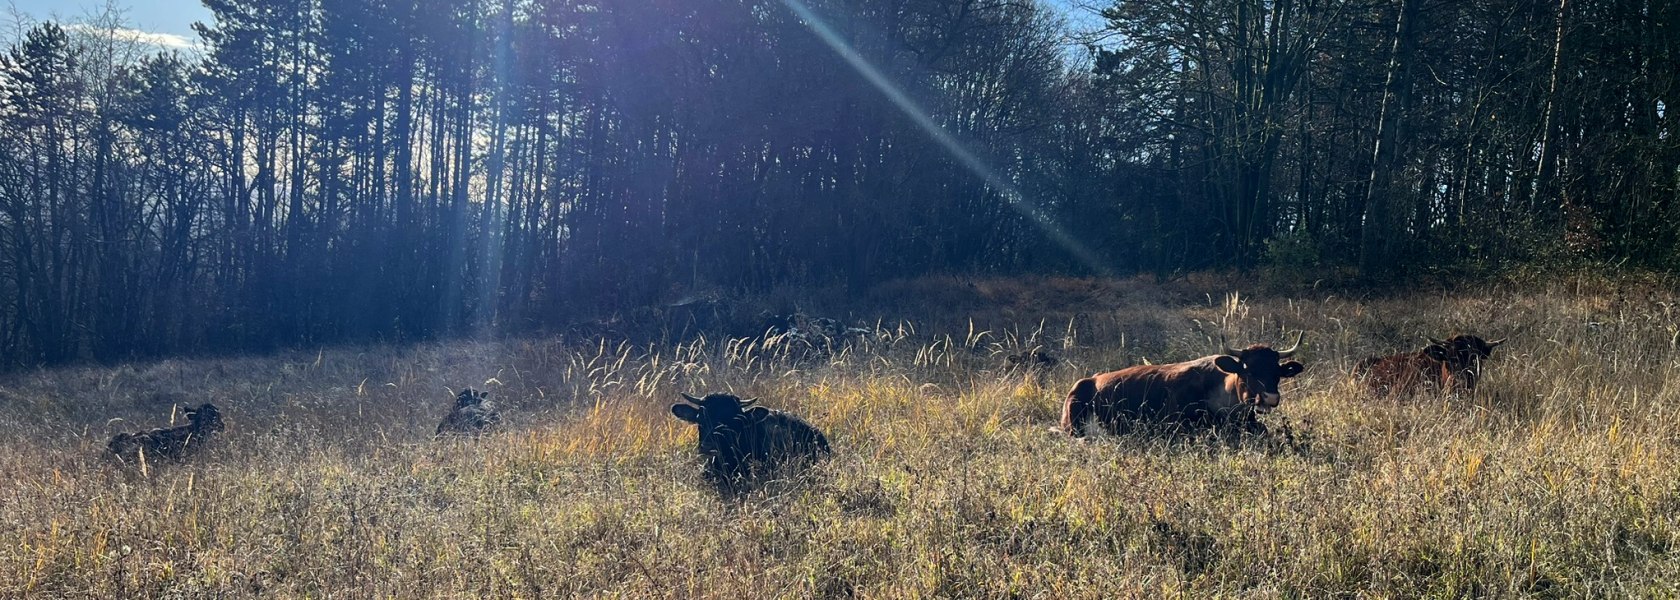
[680,392,702,404]
[1219,334,1242,357]
[739,397,759,408]
[1486,338,1506,348]
[1426,336,1449,347]
[1277,331,1304,358]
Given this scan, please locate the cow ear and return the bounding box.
[1280,361,1305,378]
[1424,345,1451,361]
[745,407,770,421]
[1213,355,1244,374]
[671,404,701,423]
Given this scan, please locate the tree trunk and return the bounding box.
[1533,0,1570,225]
[1359,0,1423,277]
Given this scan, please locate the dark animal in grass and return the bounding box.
[108,403,225,465]
[670,392,831,486]
[1356,334,1505,395]
[760,313,872,360]
[435,388,501,437]
[1061,333,1305,438]
[1007,348,1058,372]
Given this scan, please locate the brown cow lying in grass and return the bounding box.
[1356,334,1504,395]
[1062,334,1304,438]
[435,388,501,437]
[108,403,225,465]
[670,392,831,488]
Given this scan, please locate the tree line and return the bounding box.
[0,0,1674,365]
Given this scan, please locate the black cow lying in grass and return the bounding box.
[670,392,830,487]
[435,388,501,437]
[108,403,225,465]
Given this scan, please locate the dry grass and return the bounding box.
[5,274,1680,598]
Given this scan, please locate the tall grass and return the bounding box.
[4,275,1680,597]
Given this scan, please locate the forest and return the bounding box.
[0,0,1675,366]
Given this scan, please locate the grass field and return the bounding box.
[5,274,1680,598]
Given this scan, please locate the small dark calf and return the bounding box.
[436,388,501,437]
[670,392,830,486]
[108,403,225,465]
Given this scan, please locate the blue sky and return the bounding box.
[7,0,209,43]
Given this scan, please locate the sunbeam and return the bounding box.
[779,0,1110,274]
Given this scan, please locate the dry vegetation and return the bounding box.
[6,274,1680,598]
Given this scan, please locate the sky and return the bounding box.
[6,0,209,48]
[3,0,1105,53]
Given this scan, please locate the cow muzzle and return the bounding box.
[1253,392,1281,413]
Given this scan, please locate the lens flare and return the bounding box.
[780,0,1108,274]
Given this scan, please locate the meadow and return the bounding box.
[4,274,1680,598]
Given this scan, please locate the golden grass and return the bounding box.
[5,275,1680,597]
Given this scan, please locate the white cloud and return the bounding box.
[64,23,198,51]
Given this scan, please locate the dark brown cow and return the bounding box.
[1356,334,1505,395]
[1061,334,1305,437]
[108,403,225,465]
[435,388,501,437]
[671,392,830,486]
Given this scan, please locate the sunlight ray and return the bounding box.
[780,0,1109,274]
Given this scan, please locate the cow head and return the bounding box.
[455,388,489,408]
[1214,332,1306,413]
[671,392,768,460]
[186,403,225,434]
[1424,334,1504,389]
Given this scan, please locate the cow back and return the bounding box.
[436,403,501,437]
[744,410,830,461]
[1063,358,1235,436]
[707,409,829,482]
[108,424,211,464]
[1360,352,1451,394]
